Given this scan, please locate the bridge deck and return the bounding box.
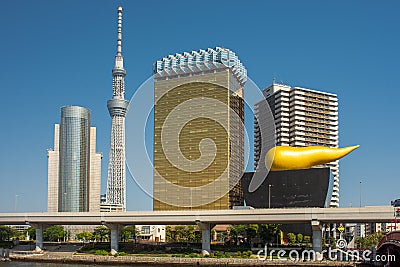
[0,206,395,226]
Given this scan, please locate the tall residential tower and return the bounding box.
[254,83,340,207]
[106,6,129,211]
[47,106,101,212]
[153,47,246,210]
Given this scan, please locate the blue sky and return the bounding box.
[0,0,399,212]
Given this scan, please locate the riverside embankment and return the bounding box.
[8,252,359,266]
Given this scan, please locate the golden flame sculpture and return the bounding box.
[266,145,360,171]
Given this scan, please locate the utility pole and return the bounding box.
[359,180,362,208]
[268,184,272,208]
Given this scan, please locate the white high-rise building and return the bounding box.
[254,83,340,207]
[376,222,400,233]
[355,223,367,238]
[47,106,102,212]
[106,6,129,211]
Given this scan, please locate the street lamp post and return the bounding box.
[268,184,272,208]
[359,180,362,208]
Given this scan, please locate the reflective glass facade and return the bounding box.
[58,106,91,212]
[153,48,246,210]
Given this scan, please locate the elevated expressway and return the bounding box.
[0,206,395,254]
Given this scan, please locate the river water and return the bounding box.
[0,262,148,267]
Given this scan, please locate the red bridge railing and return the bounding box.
[377,231,400,250]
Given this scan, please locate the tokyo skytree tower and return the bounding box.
[106,6,129,210]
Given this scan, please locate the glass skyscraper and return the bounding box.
[59,106,90,212]
[47,106,101,212]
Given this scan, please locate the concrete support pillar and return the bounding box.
[311,220,323,254]
[108,224,121,255]
[33,224,44,252]
[197,222,212,255]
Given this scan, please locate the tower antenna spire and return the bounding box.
[117,6,122,56]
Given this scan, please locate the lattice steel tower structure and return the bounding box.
[106,6,129,211]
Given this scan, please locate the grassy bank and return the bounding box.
[77,242,255,259]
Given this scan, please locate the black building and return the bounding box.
[242,168,333,209]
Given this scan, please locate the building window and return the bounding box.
[141,226,150,235]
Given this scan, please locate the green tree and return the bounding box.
[174,226,185,242]
[245,224,258,242]
[165,226,172,242]
[186,225,196,242]
[0,226,8,241]
[0,226,18,241]
[23,227,36,240]
[228,225,245,244]
[85,232,94,241]
[9,227,20,240]
[120,226,140,242]
[364,232,385,248]
[76,232,85,240]
[355,237,363,249]
[287,233,296,245]
[195,228,202,243]
[355,232,385,249]
[76,231,93,241]
[258,224,281,244]
[43,225,65,242]
[297,233,303,243]
[217,230,228,243]
[93,226,110,242]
